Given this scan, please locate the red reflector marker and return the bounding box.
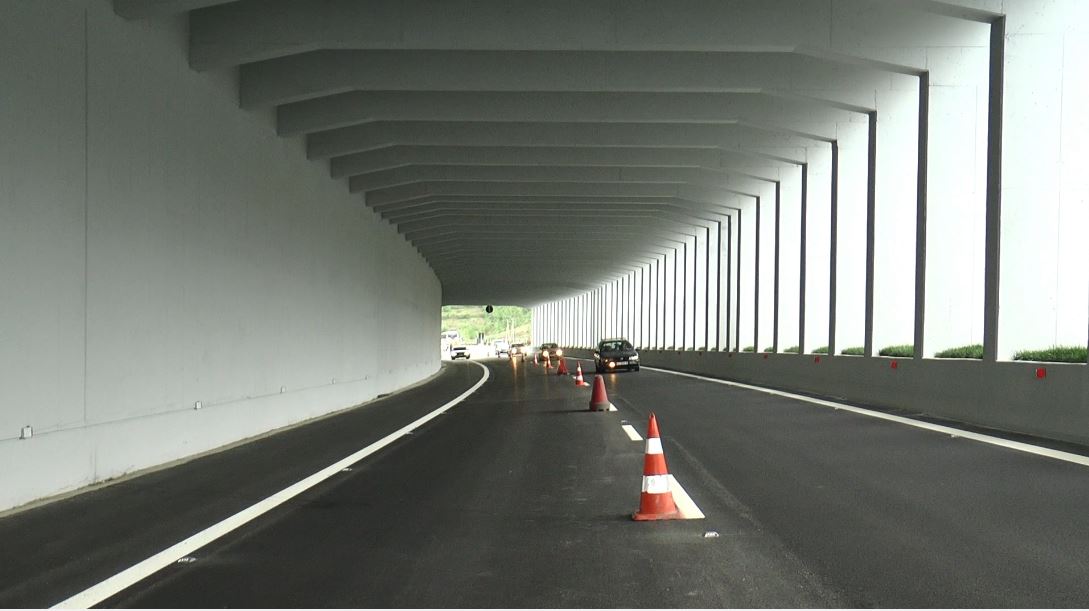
[814,356,821,364]
[891,360,898,369]
[1036,367,1047,379]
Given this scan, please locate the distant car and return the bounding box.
[594,338,639,372]
[494,340,511,357]
[451,346,470,360]
[510,343,528,361]
[537,342,562,365]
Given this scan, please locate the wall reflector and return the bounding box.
[814,356,821,364]
[20,425,32,439]
[891,361,898,369]
[1035,367,1047,379]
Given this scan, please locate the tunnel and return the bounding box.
[2,1,1089,607]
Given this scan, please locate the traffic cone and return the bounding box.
[632,413,681,521]
[544,356,552,369]
[534,352,539,366]
[556,358,569,375]
[574,363,590,387]
[588,375,611,411]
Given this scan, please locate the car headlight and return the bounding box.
[630,355,639,361]
[608,361,616,368]
[556,349,563,356]
[542,350,549,358]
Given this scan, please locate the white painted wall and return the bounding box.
[999,0,1089,359]
[0,0,440,512]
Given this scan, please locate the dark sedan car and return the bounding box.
[537,342,562,365]
[594,338,640,372]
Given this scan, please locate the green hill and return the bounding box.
[441,305,532,344]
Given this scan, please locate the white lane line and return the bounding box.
[643,365,1089,468]
[621,424,643,441]
[669,475,705,520]
[52,361,491,609]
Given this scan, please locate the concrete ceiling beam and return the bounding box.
[406,218,707,242]
[307,120,822,161]
[277,90,862,137]
[240,50,901,108]
[188,0,832,70]
[349,165,772,195]
[414,227,698,249]
[365,181,755,211]
[377,197,745,224]
[390,208,733,233]
[400,216,660,234]
[329,146,790,179]
[187,0,980,71]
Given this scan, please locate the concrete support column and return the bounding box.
[982,16,1004,363]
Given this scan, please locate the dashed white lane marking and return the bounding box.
[621,424,643,441]
[642,365,1089,469]
[669,475,705,520]
[52,362,491,609]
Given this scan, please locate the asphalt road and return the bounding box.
[5,358,1089,607]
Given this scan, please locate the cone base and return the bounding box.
[632,510,682,521]
[589,401,610,411]
[576,381,590,386]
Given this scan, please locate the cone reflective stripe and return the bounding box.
[588,375,610,411]
[534,352,539,365]
[633,413,680,521]
[556,358,569,375]
[574,363,589,386]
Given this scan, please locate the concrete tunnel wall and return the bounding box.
[0,1,440,513]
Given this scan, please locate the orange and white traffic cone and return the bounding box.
[632,413,681,521]
[544,356,551,369]
[556,358,569,375]
[588,375,611,411]
[574,363,590,386]
[533,352,539,366]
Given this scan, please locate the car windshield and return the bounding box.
[600,340,633,352]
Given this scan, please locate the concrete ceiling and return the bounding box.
[114,0,990,306]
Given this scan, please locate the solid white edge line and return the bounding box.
[668,474,705,520]
[52,361,491,609]
[621,424,643,441]
[642,365,1089,468]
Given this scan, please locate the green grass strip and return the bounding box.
[1012,346,1088,363]
[811,346,828,354]
[783,345,800,354]
[763,346,776,353]
[742,345,756,352]
[878,344,914,358]
[840,346,864,356]
[934,344,984,359]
